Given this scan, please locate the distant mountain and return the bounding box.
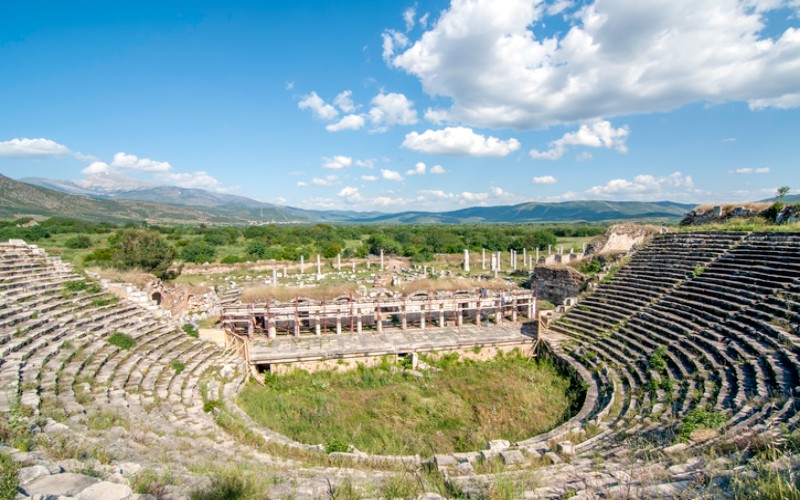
[352,200,695,224]
[7,173,696,225]
[760,194,800,203]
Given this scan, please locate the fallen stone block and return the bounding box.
[22,472,100,497]
[500,449,526,465]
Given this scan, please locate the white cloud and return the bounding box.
[0,137,71,157]
[311,175,339,186]
[402,126,520,156]
[389,1,800,129]
[430,164,446,174]
[296,181,308,187]
[325,114,366,132]
[111,152,171,172]
[81,161,109,175]
[338,186,360,199]
[382,29,409,62]
[406,162,426,175]
[382,169,404,181]
[355,159,376,168]
[158,171,221,190]
[734,167,770,174]
[361,175,379,181]
[532,175,557,184]
[587,171,698,200]
[530,120,629,160]
[322,155,353,169]
[298,91,339,121]
[419,186,522,205]
[419,12,429,28]
[369,92,418,131]
[333,90,356,113]
[424,108,449,125]
[403,6,416,31]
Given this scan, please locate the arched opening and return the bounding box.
[151,292,162,305]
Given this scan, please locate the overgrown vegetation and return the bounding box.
[238,352,575,456]
[183,323,199,338]
[108,332,136,350]
[0,451,20,500]
[677,407,727,441]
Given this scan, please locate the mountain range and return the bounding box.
[3,173,696,225]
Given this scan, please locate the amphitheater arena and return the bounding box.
[2,231,800,498]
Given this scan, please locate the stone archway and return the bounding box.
[151,292,162,305]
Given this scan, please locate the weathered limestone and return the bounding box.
[531,266,588,305]
[380,249,385,271]
[300,255,304,274]
[463,249,470,272]
[482,248,486,270]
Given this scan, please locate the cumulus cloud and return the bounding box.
[403,6,416,31]
[158,171,221,190]
[361,175,379,181]
[296,181,308,187]
[382,169,404,181]
[0,137,71,157]
[406,162,427,175]
[382,29,409,62]
[325,114,366,132]
[532,175,557,184]
[419,185,521,205]
[734,167,770,174]
[333,90,356,113]
[430,164,446,174]
[110,152,171,172]
[402,126,520,156]
[322,155,353,169]
[81,161,109,175]
[369,92,418,131]
[337,186,417,207]
[311,175,339,186]
[531,120,629,160]
[355,159,377,168]
[586,171,698,200]
[298,91,339,121]
[388,0,800,129]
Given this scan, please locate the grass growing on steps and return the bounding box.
[238,352,575,456]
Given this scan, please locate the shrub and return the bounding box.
[108,228,176,279]
[181,240,216,264]
[678,407,727,441]
[692,263,706,277]
[190,469,257,500]
[183,324,199,338]
[172,362,185,375]
[0,451,20,500]
[649,346,667,372]
[64,235,93,249]
[108,332,135,350]
[325,438,350,453]
[63,280,88,292]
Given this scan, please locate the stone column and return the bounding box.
[337,253,341,271]
[420,306,426,329]
[456,305,463,327]
[522,248,527,268]
[300,255,304,274]
[582,242,587,254]
[512,250,517,271]
[548,245,552,255]
[380,249,385,271]
[335,315,342,335]
[356,308,363,334]
[352,261,356,273]
[496,251,502,272]
[535,248,539,265]
[267,318,276,339]
[272,268,277,284]
[482,248,486,270]
[401,306,407,331]
[439,307,445,328]
[463,249,470,272]
[316,254,322,276]
[314,315,322,336]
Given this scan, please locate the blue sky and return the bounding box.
[1,0,799,211]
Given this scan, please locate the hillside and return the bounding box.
[5,174,696,225]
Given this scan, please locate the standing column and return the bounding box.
[582,243,587,254]
[267,317,276,339]
[314,313,322,335]
[512,250,517,271]
[352,261,356,273]
[548,245,552,255]
[439,306,445,328]
[272,268,277,284]
[356,308,363,334]
[419,306,426,329]
[300,255,304,274]
[535,248,540,265]
[456,304,463,327]
[511,296,518,322]
[335,314,342,335]
[376,305,383,333]
[482,248,486,270]
[316,254,322,276]
[337,253,341,271]
[380,249,385,271]
[401,305,407,331]
[497,251,502,272]
[463,249,470,272]
[523,248,527,268]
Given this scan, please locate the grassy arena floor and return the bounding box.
[238,353,577,456]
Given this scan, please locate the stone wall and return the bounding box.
[585,224,662,256]
[680,203,800,226]
[531,266,588,305]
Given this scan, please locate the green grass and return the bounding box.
[172,361,185,374]
[677,407,727,441]
[238,353,574,456]
[107,332,135,350]
[0,451,20,500]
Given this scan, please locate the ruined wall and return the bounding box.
[531,266,588,305]
[680,204,800,226]
[585,224,662,256]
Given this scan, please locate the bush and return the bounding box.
[108,228,176,279]
[108,332,135,350]
[0,451,20,500]
[183,324,199,338]
[64,235,93,249]
[181,240,216,264]
[678,407,727,441]
[325,438,350,453]
[172,361,185,375]
[190,470,259,500]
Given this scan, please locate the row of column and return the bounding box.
[264,298,535,338]
[468,244,588,272]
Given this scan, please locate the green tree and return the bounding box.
[64,235,93,249]
[109,228,176,279]
[181,240,216,263]
[777,186,790,200]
